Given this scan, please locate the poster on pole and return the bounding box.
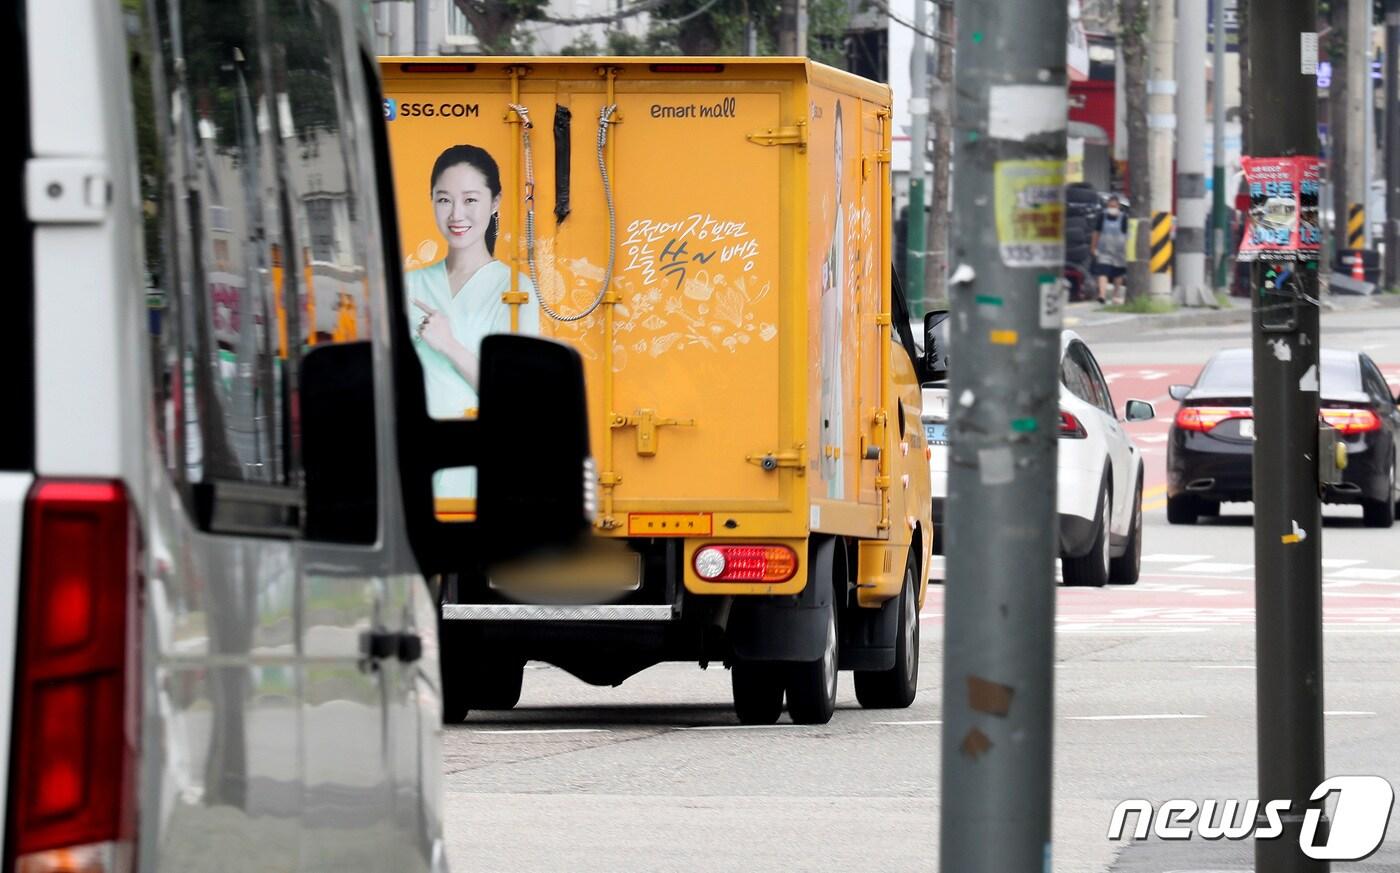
[1237,156,1322,262]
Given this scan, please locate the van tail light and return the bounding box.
[693,545,799,583]
[8,481,139,873]
[1058,411,1088,439]
[1174,406,1251,432]
[1320,408,1382,434]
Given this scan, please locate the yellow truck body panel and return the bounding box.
[379,58,930,601]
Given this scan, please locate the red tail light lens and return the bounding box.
[9,480,138,873]
[1058,411,1087,438]
[1174,406,1251,432]
[693,545,799,583]
[1320,408,1382,434]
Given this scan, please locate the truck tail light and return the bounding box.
[693,545,798,583]
[8,481,139,873]
[1058,411,1088,439]
[1320,408,1382,434]
[1174,406,1251,432]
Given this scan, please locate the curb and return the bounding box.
[1068,292,1400,339]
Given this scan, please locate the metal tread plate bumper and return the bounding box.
[442,603,675,622]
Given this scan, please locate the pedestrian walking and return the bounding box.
[1091,194,1129,304]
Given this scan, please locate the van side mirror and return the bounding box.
[1168,384,1191,401]
[924,309,951,383]
[475,334,594,559]
[400,334,594,575]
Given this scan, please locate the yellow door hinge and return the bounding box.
[746,446,807,474]
[747,121,808,151]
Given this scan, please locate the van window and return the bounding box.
[129,0,380,536]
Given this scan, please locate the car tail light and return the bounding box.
[1174,406,1251,432]
[692,545,799,583]
[1320,408,1382,434]
[1058,411,1087,439]
[8,481,139,873]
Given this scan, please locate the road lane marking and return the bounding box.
[1325,711,1377,716]
[1329,568,1400,580]
[1141,554,1214,563]
[1065,714,1205,721]
[1192,665,1255,670]
[1322,559,1367,569]
[1142,486,1169,499]
[466,728,612,735]
[678,724,811,731]
[875,720,942,726]
[1173,562,1254,574]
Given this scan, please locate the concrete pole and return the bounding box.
[1246,1,1328,869]
[1363,16,1375,248]
[939,0,1066,869]
[414,0,430,56]
[1345,0,1369,252]
[906,0,929,315]
[1148,0,1177,296]
[1386,0,1400,289]
[1212,0,1229,293]
[1177,0,1211,305]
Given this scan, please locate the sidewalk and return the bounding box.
[1062,289,1400,339]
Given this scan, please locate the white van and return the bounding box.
[3,2,590,871]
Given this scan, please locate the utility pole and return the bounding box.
[906,0,929,314]
[940,0,1066,870]
[1346,0,1369,252]
[927,0,956,308]
[1122,0,1152,301]
[1148,0,1177,296]
[1177,0,1211,305]
[414,0,430,56]
[1245,0,1327,868]
[1387,0,1400,289]
[1212,0,1229,294]
[778,0,809,55]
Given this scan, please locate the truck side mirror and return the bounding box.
[924,309,951,383]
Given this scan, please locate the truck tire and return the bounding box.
[732,663,785,725]
[441,656,524,723]
[854,550,920,709]
[785,592,839,725]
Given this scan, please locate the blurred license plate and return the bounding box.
[1239,419,1255,438]
[925,423,948,445]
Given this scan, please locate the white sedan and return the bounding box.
[922,320,1153,586]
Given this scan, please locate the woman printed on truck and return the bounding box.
[406,144,539,497]
[819,102,846,499]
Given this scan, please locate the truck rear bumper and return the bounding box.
[443,603,674,622]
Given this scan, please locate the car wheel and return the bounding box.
[732,662,785,725]
[1166,494,1199,525]
[786,596,839,725]
[1063,487,1110,588]
[1110,477,1143,585]
[854,550,921,709]
[1363,459,1396,528]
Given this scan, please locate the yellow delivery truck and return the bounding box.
[380,57,933,725]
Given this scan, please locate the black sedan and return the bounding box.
[1167,348,1400,527]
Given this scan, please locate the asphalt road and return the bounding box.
[442,304,1400,873]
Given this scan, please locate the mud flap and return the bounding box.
[839,592,898,671]
[726,537,834,663]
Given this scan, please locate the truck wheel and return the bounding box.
[785,597,838,725]
[469,659,525,710]
[441,657,524,723]
[854,550,920,709]
[731,663,784,725]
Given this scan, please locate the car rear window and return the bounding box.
[1195,352,1361,397]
